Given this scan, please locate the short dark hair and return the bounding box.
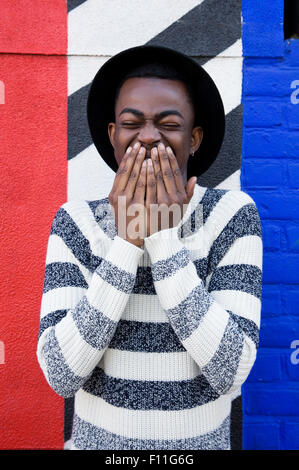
[113,62,200,127]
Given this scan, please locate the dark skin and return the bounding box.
[108,77,203,247]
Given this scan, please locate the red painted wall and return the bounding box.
[0,2,67,449]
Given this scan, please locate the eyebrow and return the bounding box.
[119,107,184,120]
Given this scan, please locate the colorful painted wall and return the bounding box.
[0,1,67,449]
[0,0,298,450]
[241,0,299,450]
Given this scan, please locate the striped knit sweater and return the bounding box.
[37,183,263,450]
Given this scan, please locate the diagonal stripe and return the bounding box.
[67,0,88,13]
[96,259,136,294]
[215,170,241,191]
[71,295,117,350]
[151,248,190,282]
[207,203,262,274]
[193,258,209,283]
[210,290,261,325]
[146,0,241,57]
[166,284,214,341]
[38,309,68,339]
[216,235,263,269]
[43,329,86,398]
[201,315,244,394]
[208,264,262,299]
[202,47,242,113]
[67,8,242,191]
[198,104,243,187]
[67,40,240,96]
[40,286,86,320]
[50,206,95,270]
[68,0,203,56]
[43,262,88,293]
[229,311,259,348]
[68,84,91,160]
[200,187,228,224]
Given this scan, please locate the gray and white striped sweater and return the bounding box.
[37,183,263,450]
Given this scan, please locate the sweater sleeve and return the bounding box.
[144,190,263,396]
[37,202,144,398]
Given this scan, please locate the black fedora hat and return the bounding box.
[87,45,225,178]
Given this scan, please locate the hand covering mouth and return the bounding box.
[144,147,173,159]
[145,150,152,159]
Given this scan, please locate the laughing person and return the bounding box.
[37,46,263,450]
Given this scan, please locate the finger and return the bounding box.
[114,142,142,192]
[165,146,186,195]
[125,145,146,198]
[145,159,158,237]
[133,158,147,202]
[157,142,177,196]
[151,147,167,201]
[145,158,157,206]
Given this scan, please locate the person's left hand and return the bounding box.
[145,142,197,238]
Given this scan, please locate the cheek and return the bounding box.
[112,130,126,160]
[114,128,135,151]
[114,147,127,168]
[171,137,190,166]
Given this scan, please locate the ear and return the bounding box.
[190,126,203,154]
[108,122,116,148]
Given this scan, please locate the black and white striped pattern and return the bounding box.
[67,0,242,200]
[37,182,262,450]
[65,0,244,448]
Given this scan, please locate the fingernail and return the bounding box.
[152,147,158,156]
[158,142,164,150]
[126,146,132,153]
[147,158,153,166]
[134,142,140,149]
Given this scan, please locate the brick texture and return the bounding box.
[242,0,299,450]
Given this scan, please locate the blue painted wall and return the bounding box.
[241,0,299,450]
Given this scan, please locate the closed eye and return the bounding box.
[120,121,180,130]
[159,123,180,129]
[121,122,141,128]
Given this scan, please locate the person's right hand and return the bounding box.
[108,142,147,248]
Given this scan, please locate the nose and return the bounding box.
[137,120,161,147]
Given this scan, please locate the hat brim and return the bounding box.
[87,45,225,178]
